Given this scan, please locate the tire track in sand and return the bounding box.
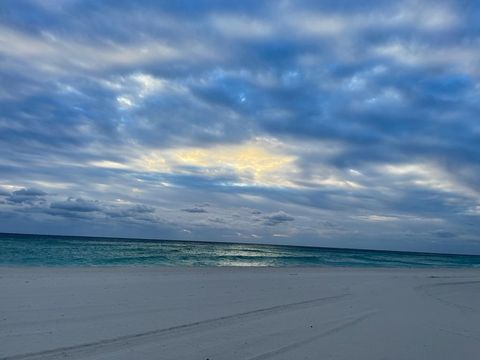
[1,293,350,360]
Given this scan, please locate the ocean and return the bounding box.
[1,233,479,268]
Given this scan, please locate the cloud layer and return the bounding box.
[1,0,479,253]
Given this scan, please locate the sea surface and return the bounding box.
[1,233,479,268]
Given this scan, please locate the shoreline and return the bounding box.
[2,264,480,270]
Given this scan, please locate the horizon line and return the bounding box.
[1,231,479,258]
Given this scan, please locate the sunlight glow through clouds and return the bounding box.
[141,140,298,188]
[92,139,366,190]
[89,139,298,187]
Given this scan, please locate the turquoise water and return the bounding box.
[1,233,479,268]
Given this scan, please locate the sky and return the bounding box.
[0,0,479,254]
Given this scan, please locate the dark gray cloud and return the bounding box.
[181,207,208,214]
[432,230,457,239]
[5,188,47,204]
[12,188,46,197]
[263,211,295,226]
[104,204,156,221]
[50,198,101,212]
[0,0,479,253]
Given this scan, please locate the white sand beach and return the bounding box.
[1,267,479,359]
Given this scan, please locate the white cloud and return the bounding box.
[210,14,274,39]
[285,12,347,37]
[0,26,217,75]
[381,163,480,201]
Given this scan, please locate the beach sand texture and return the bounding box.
[1,267,479,359]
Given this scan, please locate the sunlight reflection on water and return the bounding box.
[1,233,479,268]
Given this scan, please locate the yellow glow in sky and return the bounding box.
[89,140,366,189]
[135,142,298,187]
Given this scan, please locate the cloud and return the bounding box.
[0,23,217,75]
[263,211,295,226]
[128,139,298,187]
[181,207,208,214]
[432,230,456,239]
[210,14,274,39]
[12,188,46,196]
[0,0,480,253]
[5,188,47,204]
[50,198,101,212]
[105,204,155,217]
